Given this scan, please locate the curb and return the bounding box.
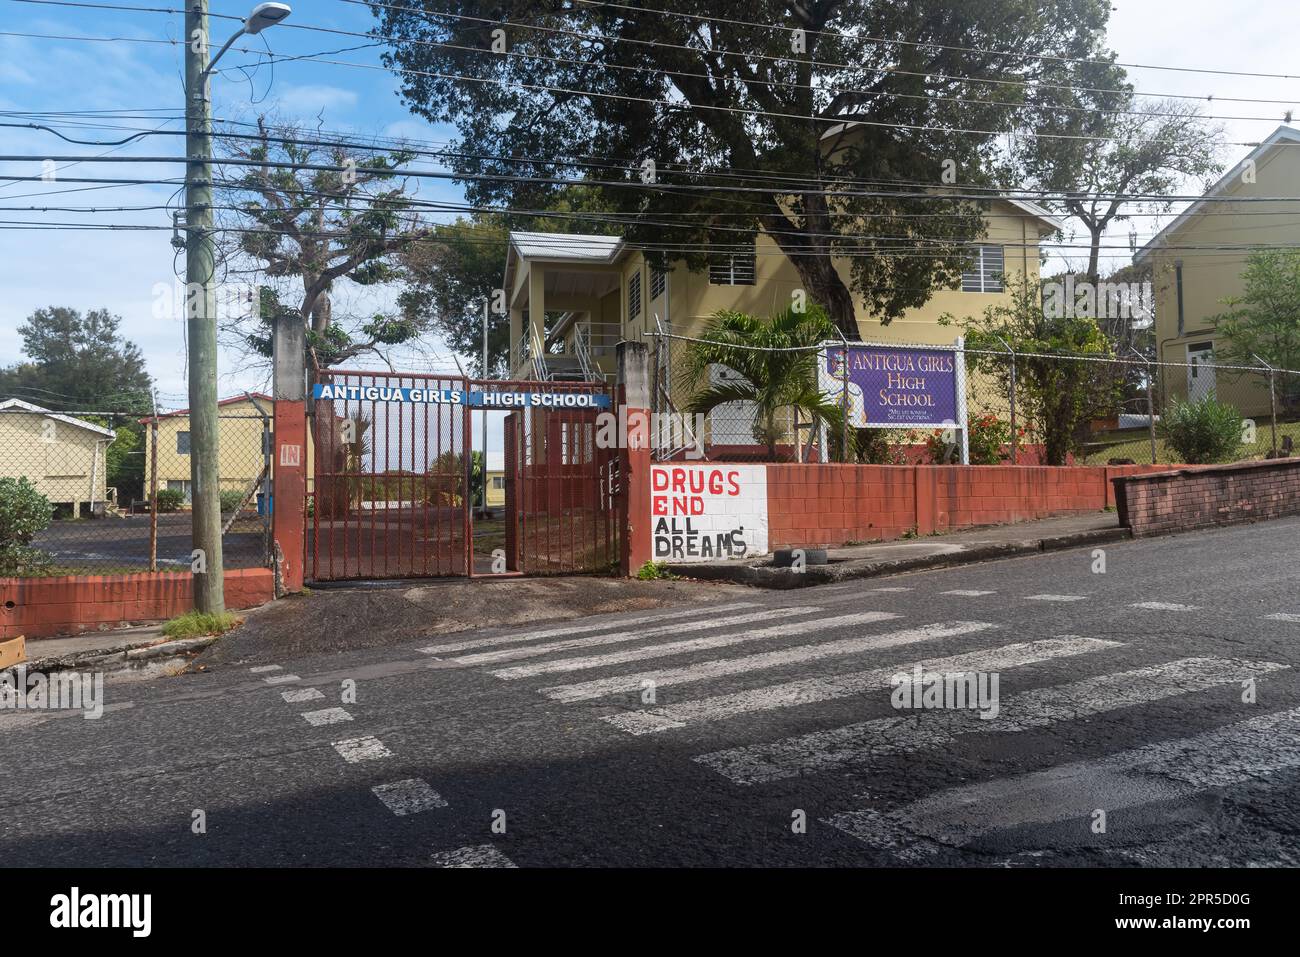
[672,527,1134,590]
[1,635,219,680]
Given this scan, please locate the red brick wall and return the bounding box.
[765,463,1171,549]
[0,568,275,640]
[1113,459,1300,536]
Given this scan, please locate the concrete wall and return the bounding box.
[1,567,275,640]
[1113,458,1300,536]
[765,463,1171,549]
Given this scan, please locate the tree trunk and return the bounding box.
[761,204,861,340]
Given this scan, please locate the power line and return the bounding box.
[569,0,1300,82]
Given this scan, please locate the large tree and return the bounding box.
[370,0,1118,339]
[1017,81,1224,282]
[0,307,152,413]
[0,306,154,499]
[218,119,432,367]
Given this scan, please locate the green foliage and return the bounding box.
[219,490,246,513]
[923,413,1017,465]
[161,610,240,639]
[156,489,185,512]
[681,305,845,461]
[0,306,153,414]
[0,477,55,575]
[1158,397,1244,465]
[1210,251,1300,412]
[636,561,678,581]
[371,0,1117,335]
[946,276,1121,465]
[220,120,428,366]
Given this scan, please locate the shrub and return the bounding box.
[219,489,246,513]
[1159,397,1244,464]
[156,488,185,512]
[0,477,55,576]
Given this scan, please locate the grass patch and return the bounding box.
[1083,419,1300,465]
[161,610,240,639]
[636,560,679,581]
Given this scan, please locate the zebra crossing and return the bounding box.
[415,597,1297,861]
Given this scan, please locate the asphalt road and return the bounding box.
[4,517,1300,868]
[31,513,268,570]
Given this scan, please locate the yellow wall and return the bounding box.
[485,470,506,507]
[0,410,110,507]
[1147,140,1300,414]
[143,398,270,499]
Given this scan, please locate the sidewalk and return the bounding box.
[4,624,219,676]
[671,510,1128,589]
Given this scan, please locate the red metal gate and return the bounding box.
[308,370,470,581]
[307,371,618,581]
[497,380,619,576]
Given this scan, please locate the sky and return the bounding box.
[0,0,1296,415]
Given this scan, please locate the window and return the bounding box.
[628,271,642,320]
[492,476,505,490]
[166,479,192,503]
[961,245,1005,293]
[709,241,756,285]
[176,430,191,455]
[650,267,666,300]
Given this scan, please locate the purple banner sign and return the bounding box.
[819,343,963,428]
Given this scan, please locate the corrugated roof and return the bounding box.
[508,231,624,262]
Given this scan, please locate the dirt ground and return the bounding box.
[199,575,752,667]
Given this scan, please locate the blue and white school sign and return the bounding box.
[312,384,610,409]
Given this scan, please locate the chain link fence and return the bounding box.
[1,402,274,577]
[649,331,1300,466]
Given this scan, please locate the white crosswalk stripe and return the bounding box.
[942,590,996,597]
[417,602,758,655]
[538,621,997,701]
[1264,613,1300,623]
[431,844,517,868]
[696,656,1289,785]
[601,637,1121,735]
[1131,601,1199,612]
[332,735,393,763]
[1024,594,1087,602]
[490,611,905,681]
[454,606,820,667]
[826,704,1300,852]
[372,779,447,815]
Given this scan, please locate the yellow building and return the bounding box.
[142,393,273,504]
[1136,124,1300,414]
[0,399,117,514]
[484,450,505,509]
[503,196,1058,442]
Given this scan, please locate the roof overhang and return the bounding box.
[0,398,116,439]
[1136,124,1300,264]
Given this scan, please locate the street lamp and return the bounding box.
[184,2,291,615]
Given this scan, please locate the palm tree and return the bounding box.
[680,305,846,461]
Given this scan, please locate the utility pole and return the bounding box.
[182,2,291,613]
[185,0,224,613]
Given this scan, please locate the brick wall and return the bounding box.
[0,568,275,640]
[765,463,1170,550]
[1113,458,1300,537]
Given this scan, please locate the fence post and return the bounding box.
[149,391,159,572]
[1130,348,1157,465]
[995,335,1017,465]
[617,340,653,576]
[272,312,307,594]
